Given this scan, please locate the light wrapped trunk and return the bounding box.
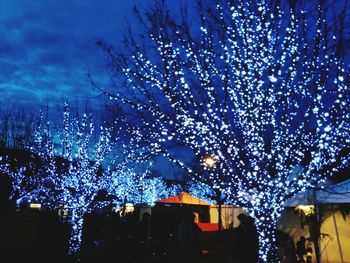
[68,208,86,255]
[253,208,281,262]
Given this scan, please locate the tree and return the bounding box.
[0,103,174,256]
[1,104,115,254]
[187,177,215,204]
[1,106,112,256]
[98,0,350,261]
[110,165,181,205]
[0,108,39,150]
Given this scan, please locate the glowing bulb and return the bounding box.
[204,156,217,167]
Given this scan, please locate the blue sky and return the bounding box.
[0,0,140,111]
[0,0,187,179]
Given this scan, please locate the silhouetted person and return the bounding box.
[138,213,152,241]
[296,236,307,263]
[232,213,259,263]
[135,213,153,261]
[177,211,202,262]
[277,230,297,263]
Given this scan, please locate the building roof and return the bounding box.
[155,192,212,206]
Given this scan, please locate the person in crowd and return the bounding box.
[177,211,202,262]
[277,230,297,263]
[296,236,307,263]
[136,212,153,261]
[232,213,259,263]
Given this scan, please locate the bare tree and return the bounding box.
[0,108,39,150]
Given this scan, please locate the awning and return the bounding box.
[197,223,218,232]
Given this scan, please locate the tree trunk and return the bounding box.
[218,201,222,231]
[310,203,322,263]
[68,209,85,255]
[253,208,281,263]
[216,189,222,231]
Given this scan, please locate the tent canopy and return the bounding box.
[284,179,350,207]
[155,192,212,206]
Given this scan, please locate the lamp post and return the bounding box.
[204,155,222,231]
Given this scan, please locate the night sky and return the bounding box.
[0,0,142,111]
[0,0,189,179]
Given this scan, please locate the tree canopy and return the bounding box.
[99,0,350,261]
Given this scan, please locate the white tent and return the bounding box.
[284,179,350,207]
[280,180,350,263]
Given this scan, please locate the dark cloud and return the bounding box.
[0,84,40,106]
[2,17,22,31]
[0,0,137,112]
[36,51,73,66]
[0,61,19,78]
[22,29,66,48]
[0,39,28,60]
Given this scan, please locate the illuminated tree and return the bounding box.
[187,178,215,204]
[0,104,179,256]
[110,165,181,205]
[99,0,350,261]
[0,105,114,254]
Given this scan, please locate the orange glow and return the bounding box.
[204,156,216,167]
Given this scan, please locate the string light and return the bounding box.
[103,1,350,261]
[0,104,169,254]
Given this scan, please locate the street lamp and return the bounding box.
[204,155,217,168]
[203,155,222,231]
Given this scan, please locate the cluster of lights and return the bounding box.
[0,104,172,255]
[102,0,349,261]
[109,164,181,206]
